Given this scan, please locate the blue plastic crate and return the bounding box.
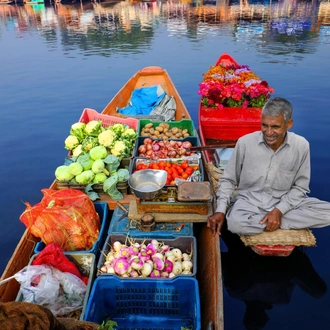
[84,276,201,330]
[97,234,197,278]
[34,202,109,256]
[108,205,194,238]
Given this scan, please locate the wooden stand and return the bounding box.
[128,200,212,222]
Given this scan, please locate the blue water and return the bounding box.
[1,0,330,328]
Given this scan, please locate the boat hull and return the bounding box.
[1,67,224,329]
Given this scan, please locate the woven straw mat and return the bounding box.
[240,228,316,247]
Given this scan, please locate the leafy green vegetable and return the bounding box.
[75,170,95,184]
[85,184,100,201]
[117,168,129,182]
[89,145,108,160]
[64,135,80,150]
[103,174,123,200]
[77,154,94,171]
[55,165,74,181]
[93,173,108,184]
[103,155,120,174]
[68,162,83,176]
[92,159,109,176]
[97,320,118,330]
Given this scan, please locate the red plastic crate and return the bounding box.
[79,108,139,130]
[200,106,262,141]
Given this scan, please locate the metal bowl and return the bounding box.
[128,170,167,200]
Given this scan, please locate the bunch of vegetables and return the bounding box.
[137,138,196,160]
[99,238,193,278]
[140,122,192,139]
[65,120,137,160]
[134,160,199,185]
[55,146,129,200]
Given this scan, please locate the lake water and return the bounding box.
[1,0,330,328]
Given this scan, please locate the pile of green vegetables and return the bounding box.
[54,120,137,200]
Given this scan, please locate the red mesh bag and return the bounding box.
[20,189,100,251]
[31,242,89,284]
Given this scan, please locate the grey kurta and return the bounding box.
[215,131,330,235]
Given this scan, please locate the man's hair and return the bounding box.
[262,97,293,122]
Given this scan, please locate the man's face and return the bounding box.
[261,114,293,151]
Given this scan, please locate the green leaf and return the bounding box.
[97,320,118,330]
[85,183,100,201]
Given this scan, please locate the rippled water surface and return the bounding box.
[1,0,330,328]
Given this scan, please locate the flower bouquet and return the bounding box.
[198,63,274,109]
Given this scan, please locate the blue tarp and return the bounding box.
[117,85,166,116]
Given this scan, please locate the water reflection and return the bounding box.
[0,0,329,58]
[221,225,327,330]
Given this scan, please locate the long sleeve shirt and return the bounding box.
[215,131,311,215]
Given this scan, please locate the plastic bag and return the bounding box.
[32,243,89,284]
[16,264,87,316]
[20,189,100,251]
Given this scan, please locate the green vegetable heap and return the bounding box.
[55,120,136,200]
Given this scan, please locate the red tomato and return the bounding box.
[181,161,189,169]
[177,167,184,174]
[185,167,193,176]
[181,173,189,180]
[137,163,146,170]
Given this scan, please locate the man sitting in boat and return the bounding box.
[207,97,330,236]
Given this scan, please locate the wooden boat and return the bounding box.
[0,1,14,4]
[0,67,224,330]
[102,66,190,121]
[198,53,295,257]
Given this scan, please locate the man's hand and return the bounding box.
[260,208,283,232]
[207,212,225,235]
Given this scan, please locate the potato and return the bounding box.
[166,132,173,138]
[163,128,169,133]
[154,130,160,136]
[143,128,150,133]
[171,127,179,135]
[183,133,190,138]
[159,123,167,128]
[156,126,164,132]
[145,123,154,128]
[176,132,182,138]
[182,129,188,135]
[149,128,155,134]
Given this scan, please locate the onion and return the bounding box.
[152,144,160,151]
[138,145,147,154]
[168,150,177,158]
[182,141,192,149]
[176,141,182,147]
[181,270,192,275]
[141,262,153,277]
[146,143,153,151]
[160,245,170,253]
[143,138,153,145]
[161,271,169,278]
[169,140,176,146]
[169,272,176,278]
[167,255,176,264]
